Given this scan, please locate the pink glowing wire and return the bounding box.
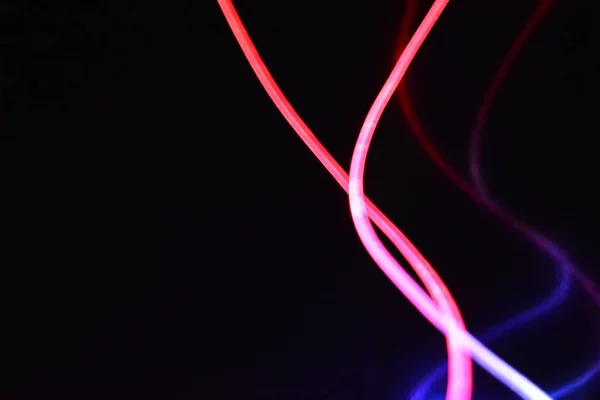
[218,0,552,398]
[346,1,550,398]
[216,1,471,398]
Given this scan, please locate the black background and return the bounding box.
[0,0,598,398]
